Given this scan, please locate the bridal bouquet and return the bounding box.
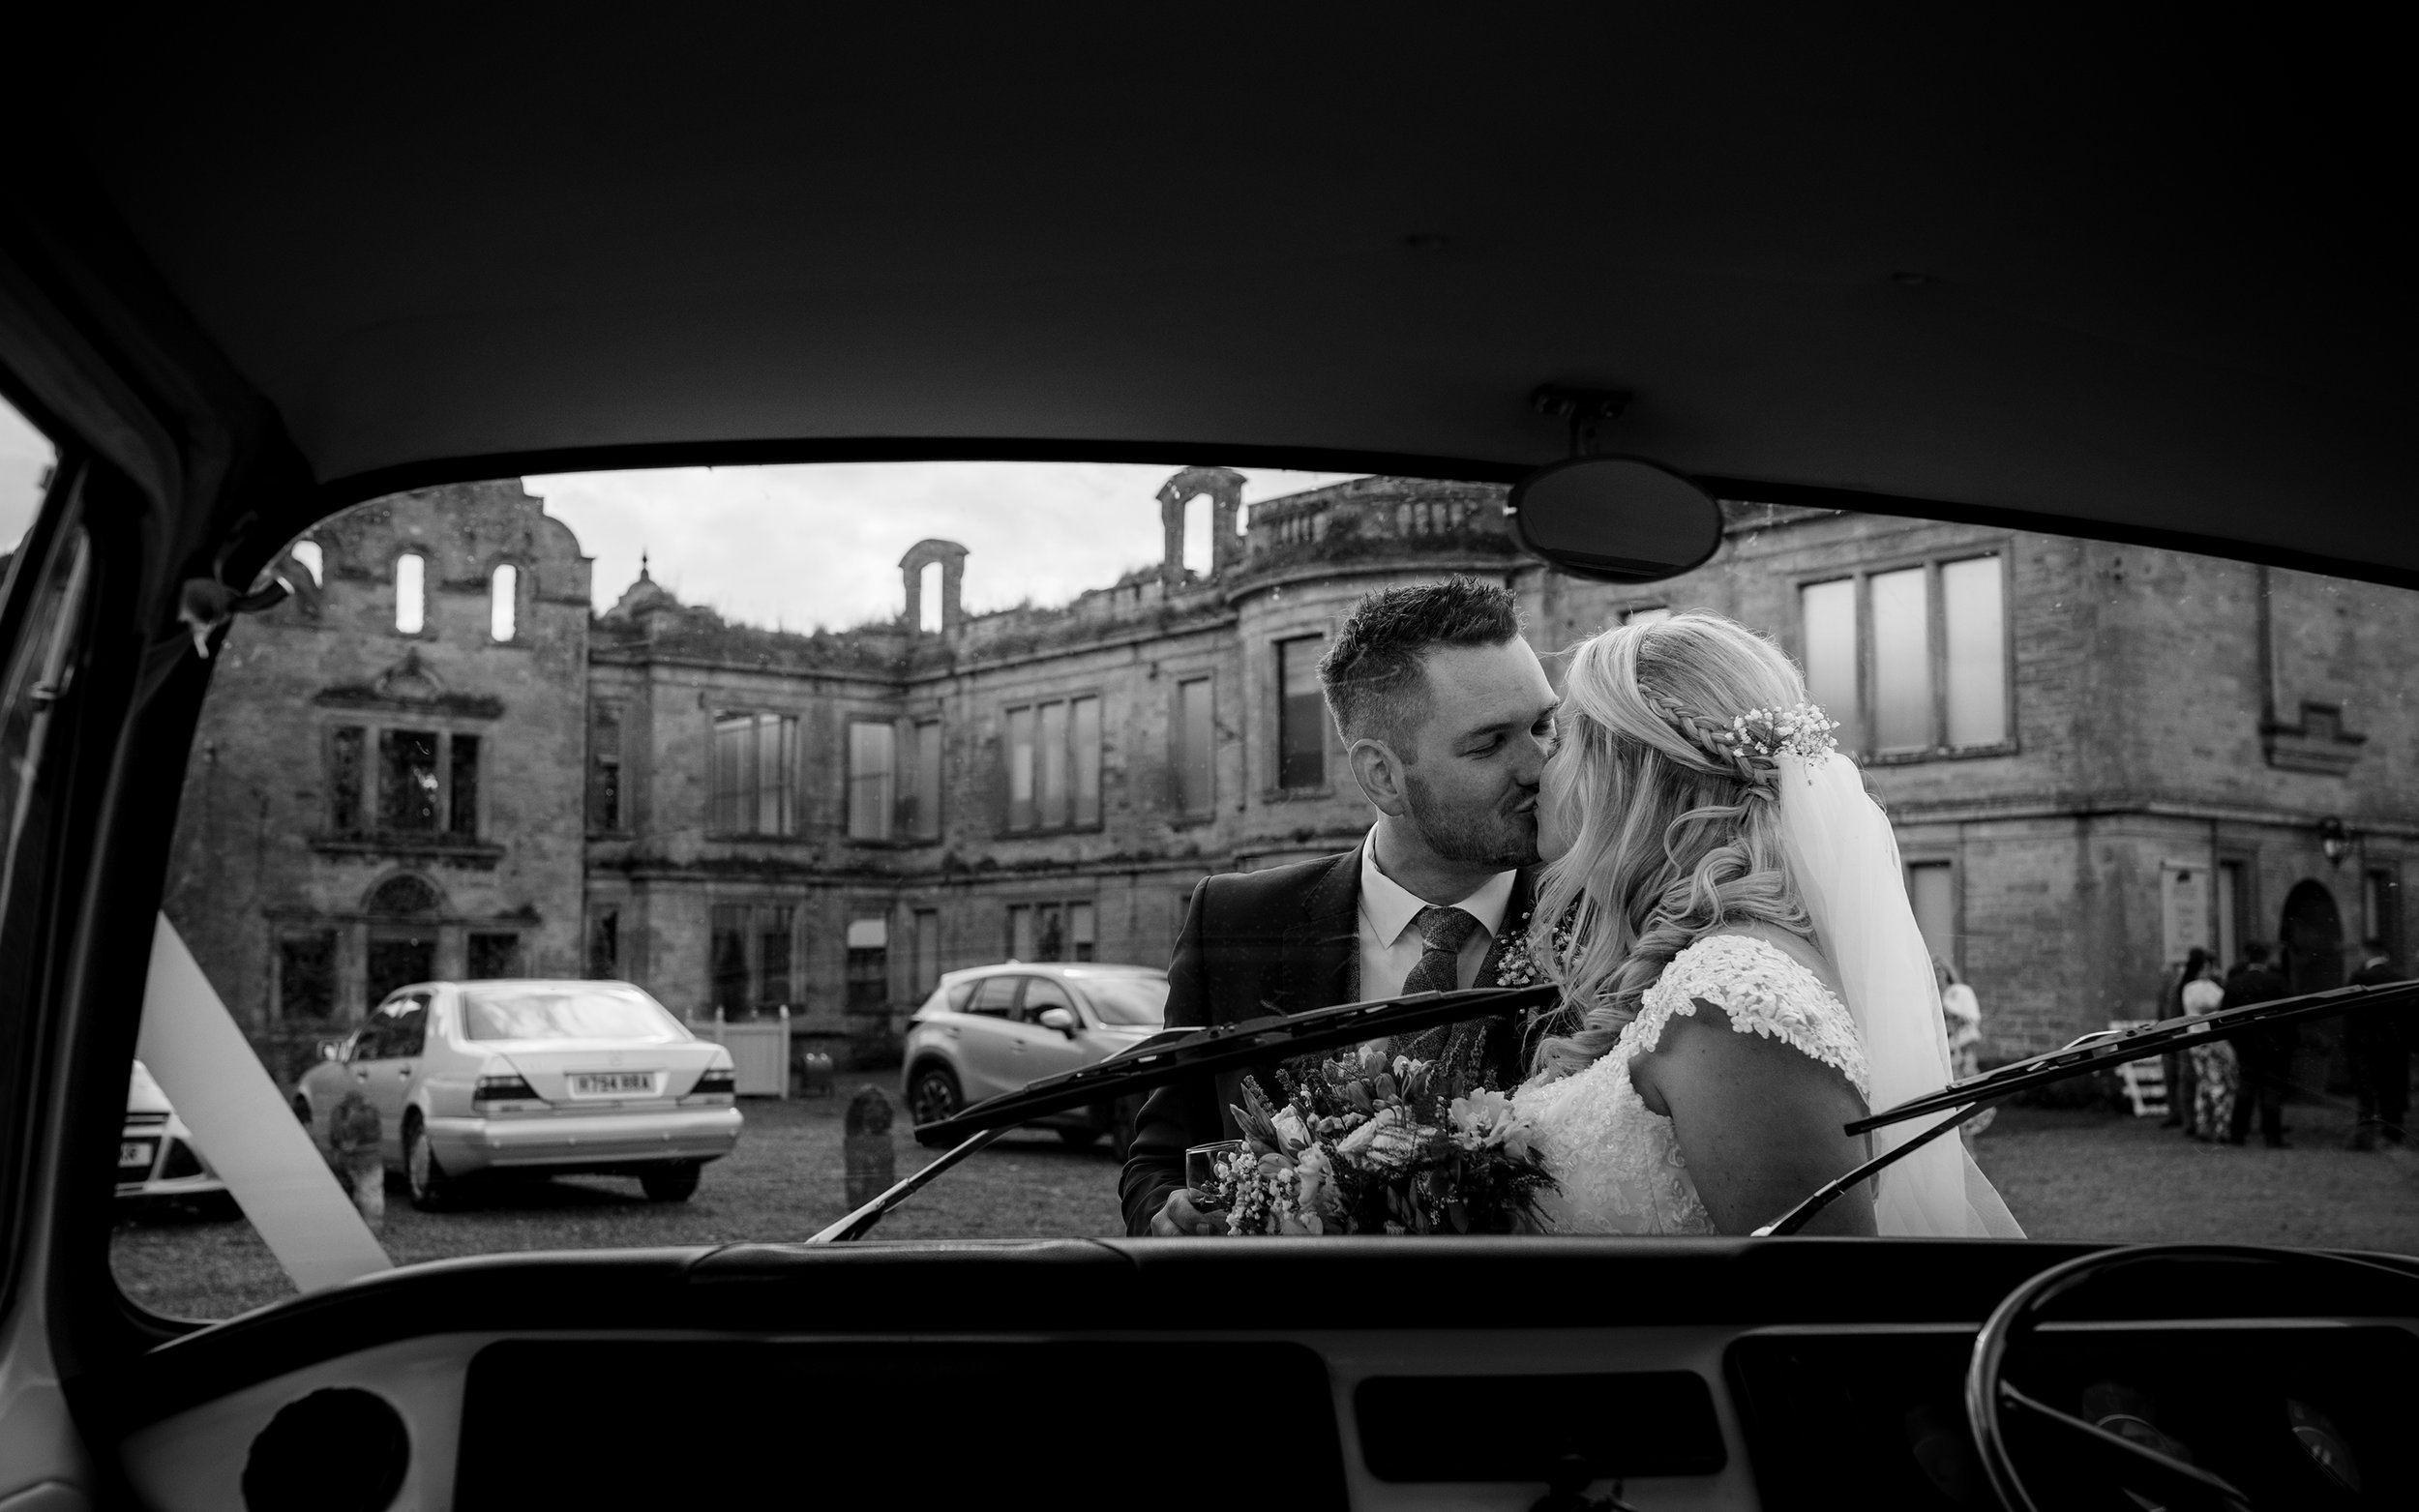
[1209,1045,1556,1236]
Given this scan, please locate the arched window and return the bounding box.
[289,540,323,585]
[491,563,518,641]
[366,873,442,916]
[917,561,941,634]
[395,552,426,634]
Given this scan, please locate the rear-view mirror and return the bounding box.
[1507,456,1725,583]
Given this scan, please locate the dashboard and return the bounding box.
[89,1239,2419,1510]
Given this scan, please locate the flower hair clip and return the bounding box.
[1729,702,1840,761]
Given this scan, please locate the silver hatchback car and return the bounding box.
[900,964,1167,1153]
[294,979,742,1209]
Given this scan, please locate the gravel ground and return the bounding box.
[112,1089,2419,1321]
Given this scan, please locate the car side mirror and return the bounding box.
[1037,1006,1080,1038]
[318,1042,339,1062]
[1506,456,1725,582]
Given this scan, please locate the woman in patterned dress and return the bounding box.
[1510,611,2022,1238]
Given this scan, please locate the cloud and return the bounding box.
[521,461,1359,629]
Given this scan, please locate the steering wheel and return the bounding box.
[1965,1244,2419,1512]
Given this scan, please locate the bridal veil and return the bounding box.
[1776,752,2025,1238]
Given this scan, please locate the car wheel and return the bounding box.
[640,1162,702,1202]
[403,1114,453,1211]
[908,1064,961,1125]
[1056,1127,1103,1147]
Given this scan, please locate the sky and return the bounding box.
[521,462,1360,630]
[1,397,53,554]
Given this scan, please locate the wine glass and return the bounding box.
[1184,1140,1246,1205]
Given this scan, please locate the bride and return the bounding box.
[1511,610,2023,1238]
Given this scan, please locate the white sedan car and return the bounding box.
[117,1060,227,1205]
[294,980,742,1209]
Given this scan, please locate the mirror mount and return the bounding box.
[1529,384,1632,458]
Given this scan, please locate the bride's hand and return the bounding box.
[1149,1188,1232,1237]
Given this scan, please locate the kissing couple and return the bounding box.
[1120,578,2021,1238]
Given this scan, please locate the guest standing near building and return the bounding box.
[2223,943,2293,1147]
[2344,941,2409,1151]
[2160,948,2209,1131]
[1935,957,1993,1141]
[2180,955,2232,1141]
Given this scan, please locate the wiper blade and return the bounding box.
[909,981,1562,1148]
[1756,977,2419,1237]
[805,981,1560,1243]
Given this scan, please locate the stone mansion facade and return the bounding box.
[163,468,2419,1076]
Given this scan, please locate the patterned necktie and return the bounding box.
[1400,904,1482,996]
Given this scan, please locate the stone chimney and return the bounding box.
[1156,466,1247,585]
[899,539,969,634]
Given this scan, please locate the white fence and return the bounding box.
[690,1007,790,1098]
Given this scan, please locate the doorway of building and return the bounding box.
[2279,878,2349,1092]
[367,934,435,1004]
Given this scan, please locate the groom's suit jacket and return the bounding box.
[1117,841,1537,1235]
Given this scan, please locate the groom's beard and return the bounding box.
[1403,769,1540,871]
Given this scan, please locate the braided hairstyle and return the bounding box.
[1528,610,1818,1080]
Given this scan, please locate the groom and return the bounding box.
[1120,578,1560,1235]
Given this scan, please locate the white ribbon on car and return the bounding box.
[137,914,391,1291]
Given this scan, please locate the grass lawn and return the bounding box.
[113,1087,2419,1321]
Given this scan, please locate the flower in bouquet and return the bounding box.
[1448,1087,1535,1162]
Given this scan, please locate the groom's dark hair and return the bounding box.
[1320,577,1523,754]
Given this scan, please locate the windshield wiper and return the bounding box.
[808,981,1562,1242]
[1755,977,2419,1236]
[812,973,2418,1245]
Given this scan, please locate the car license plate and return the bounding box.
[570,1072,654,1096]
[119,1140,157,1171]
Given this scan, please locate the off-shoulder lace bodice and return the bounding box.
[1512,933,1868,1235]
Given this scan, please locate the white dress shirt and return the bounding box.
[1356,827,1517,1000]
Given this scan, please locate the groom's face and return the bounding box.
[1395,637,1558,870]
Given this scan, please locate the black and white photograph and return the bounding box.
[1,10,2411,1511]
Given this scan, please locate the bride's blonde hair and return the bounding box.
[1528,610,1817,1079]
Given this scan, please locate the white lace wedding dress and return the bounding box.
[1512,933,1870,1234]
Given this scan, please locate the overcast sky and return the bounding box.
[523,462,1359,630]
[1,398,52,554]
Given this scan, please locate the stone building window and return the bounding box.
[912,907,941,994]
[906,718,942,840]
[1277,636,1327,789]
[587,906,619,979]
[589,705,622,832]
[1002,696,1101,832]
[2364,867,2402,960]
[489,563,518,641]
[394,551,426,634]
[710,903,796,1012]
[847,721,896,841]
[277,931,338,1019]
[1799,552,2009,759]
[1006,900,1094,962]
[328,726,367,834]
[467,931,521,979]
[449,733,480,837]
[1175,676,1214,817]
[711,712,796,836]
[845,917,889,1018]
[1907,860,1956,968]
[378,729,441,830]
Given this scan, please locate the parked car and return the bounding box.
[901,964,1167,1154]
[293,980,742,1209]
[117,1060,227,1206]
